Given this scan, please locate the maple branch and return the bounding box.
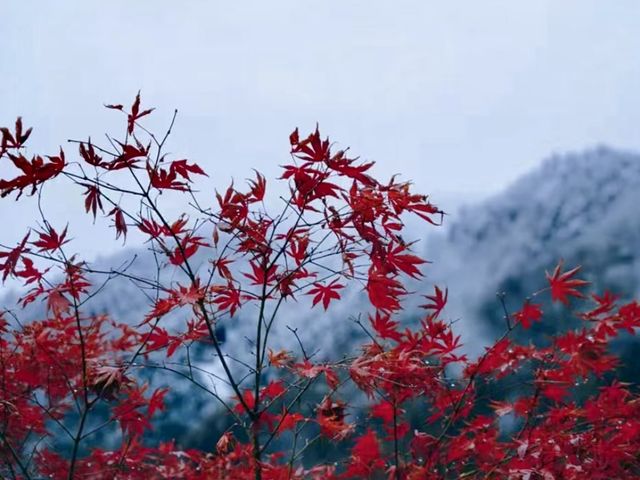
[67,405,92,480]
[286,326,309,361]
[497,291,511,330]
[36,196,98,480]
[259,376,319,455]
[124,161,252,417]
[430,323,516,455]
[392,394,400,480]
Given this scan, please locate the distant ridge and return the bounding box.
[426,146,640,352]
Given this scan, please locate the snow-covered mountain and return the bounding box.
[425,145,640,354]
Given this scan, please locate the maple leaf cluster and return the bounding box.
[1,95,640,479]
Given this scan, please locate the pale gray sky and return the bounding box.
[1,1,639,261]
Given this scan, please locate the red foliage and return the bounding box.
[1,95,640,479]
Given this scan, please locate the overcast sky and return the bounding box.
[1,1,639,262]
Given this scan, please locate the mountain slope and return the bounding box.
[425,145,640,353]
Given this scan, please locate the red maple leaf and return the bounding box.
[32,224,68,252]
[110,91,154,135]
[272,410,305,435]
[243,261,278,286]
[369,311,402,341]
[147,163,187,191]
[385,243,426,279]
[1,117,32,151]
[513,302,543,329]
[289,128,299,146]
[143,296,180,324]
[108,207,127,240]
[78,140,104,168]
[287,233,309,266]
[108,141,149,170]
[343,429,385,478]
[420,285,448,317]
[168,235,208,265]
[170,159,207,181]
[83,184,103,219]
[546,261,589,305]
[367,270,405,312]
[370,401,395,423]
[290,126,331,163]
[147,387,169,417]
[307,280,344,310]
[1,150,66,198]
[247,170,266,202]
[0,232,30,281]
[15,257,46,285]
[212,283,244,317]
[261,380,285,400]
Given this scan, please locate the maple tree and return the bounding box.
[1,94,640,479]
